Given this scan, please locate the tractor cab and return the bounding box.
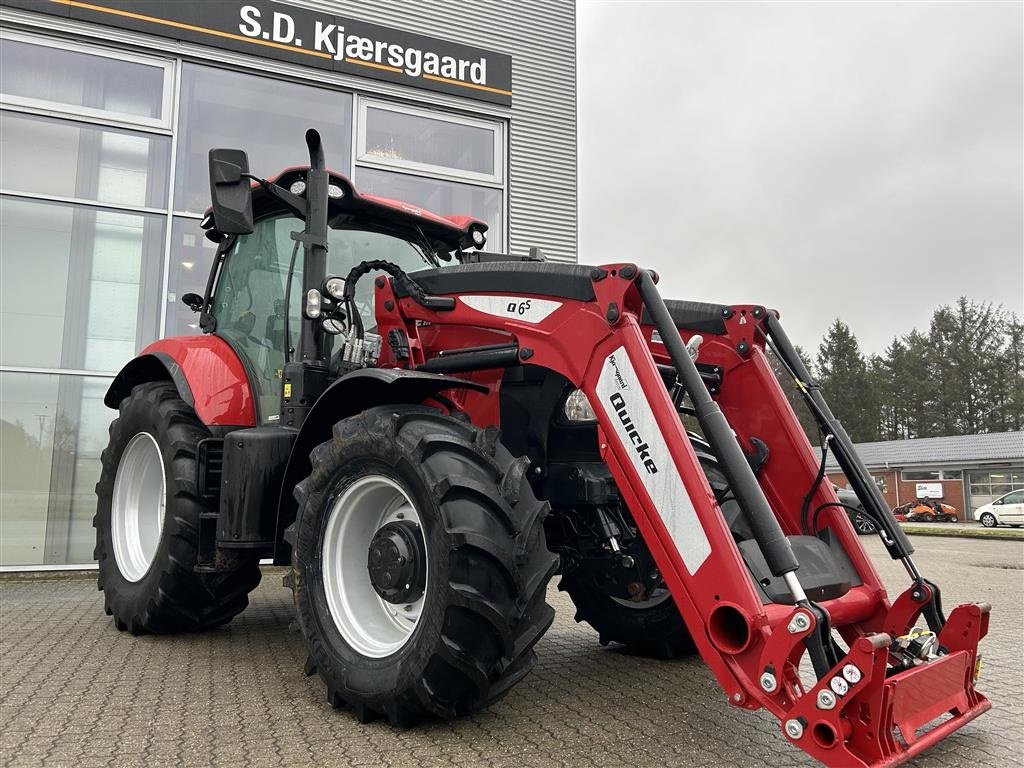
[191,159,487,424]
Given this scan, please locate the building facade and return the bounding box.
[0,0,576,568]
[826,431,1024,521]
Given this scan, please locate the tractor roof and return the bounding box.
[204,166,487,254]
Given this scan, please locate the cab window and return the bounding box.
[211,214,433,421]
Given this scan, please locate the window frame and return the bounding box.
[0,30,175,131]
[900,469,962,482]
[356,97,504,186]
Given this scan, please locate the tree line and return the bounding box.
[768,297,1024,444]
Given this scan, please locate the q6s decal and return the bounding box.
[459,295,562,323]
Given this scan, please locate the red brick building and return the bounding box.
[825,431,1024,522]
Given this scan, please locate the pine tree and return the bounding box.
[927,298,1008,435]
[765,344,819,443]
[815,320,878,442]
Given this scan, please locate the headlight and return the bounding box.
[563,389,597,423]
[324,276,346,300]
[328,183,345,199]
[304,289,322,319]
[471,228,486,248]
[289,180,307,195]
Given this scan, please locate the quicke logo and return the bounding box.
[608,392,658,475]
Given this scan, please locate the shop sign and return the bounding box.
[915,482,943,499]
[6,0,513,105]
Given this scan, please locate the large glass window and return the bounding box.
[0,197,164,372]
[0,35,171,125]
[355,168,503,251]
[968,469,1024,512]
[0,372,111,566]
[174,64,352,214]
[361,103,499,180]
[0,33,508,569]
[0,112,171,208]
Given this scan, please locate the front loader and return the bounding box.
[95,130,989,766]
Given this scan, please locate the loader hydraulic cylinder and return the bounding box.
[636,271,800,579]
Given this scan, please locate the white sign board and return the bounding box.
[916,482,943,499]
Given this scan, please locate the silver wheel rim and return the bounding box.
[111,432,166,582]
[981,514,996,527]
[321,475,427,658]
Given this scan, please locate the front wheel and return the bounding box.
[979,512,998,528]
[94,382,261,634]
[288,406,558,726]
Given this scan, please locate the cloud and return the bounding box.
[578,1,1023,353]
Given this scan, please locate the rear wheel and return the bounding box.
[288,406,557,725]
[94,382,262,634]
[979,512,998,528]
[558,452,733,659]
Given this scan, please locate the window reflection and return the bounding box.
[0,38,166,120]
[0,112,171,210]
[364,106,495,177]
[0,197,164,371]
[0,372,111,566]
[174,64,352,213]
[355,168,502,250]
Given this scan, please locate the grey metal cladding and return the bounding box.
[295,0,578,263]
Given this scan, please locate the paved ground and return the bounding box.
[2,536,1022,768]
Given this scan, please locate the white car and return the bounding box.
[974,489,1024,528]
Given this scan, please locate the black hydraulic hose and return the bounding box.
[801,435,832,534]
[636,271,799,577]
[762,313,915,560]
[342,259,455,339]
[282,238,301,364]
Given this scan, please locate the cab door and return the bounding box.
[210,217,301,423]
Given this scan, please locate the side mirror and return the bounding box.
[208,148,254,234]
[181,292,204,312]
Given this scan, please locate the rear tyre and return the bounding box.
[94,382,262,634]
[287,405,558,726]
[979,512,997,528]
[558,453,734,659]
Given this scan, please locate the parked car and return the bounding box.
[892,500,959,523]
[833,486,877,535]
[974,489,1024,528]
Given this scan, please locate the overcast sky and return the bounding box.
[577,1,1023,354]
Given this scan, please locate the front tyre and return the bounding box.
[979,512,998,528]
[288,406,557,726]
[94,382,262,634]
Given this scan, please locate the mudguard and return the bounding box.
[271,367,487,563]
[104,336,256,427]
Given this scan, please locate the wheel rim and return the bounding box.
[855,513,876,534]
[981,514,996,527]
[321,475,427,658]
[111,432,166,582]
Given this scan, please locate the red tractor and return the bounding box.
[95,131,989,766]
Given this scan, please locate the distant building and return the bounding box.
[826,431,1024,519]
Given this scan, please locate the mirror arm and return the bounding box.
[246,175,308,219]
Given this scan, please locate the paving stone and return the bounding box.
[1,537,1021,767]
